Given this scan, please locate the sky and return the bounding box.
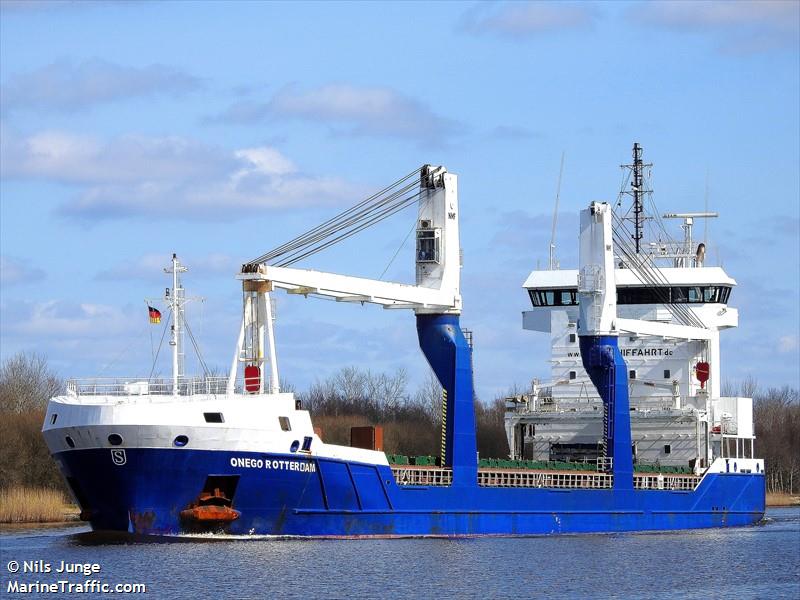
[1,0,798,400]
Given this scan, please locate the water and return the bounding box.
[2,508,798,599]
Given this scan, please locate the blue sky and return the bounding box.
[1,0,798,399]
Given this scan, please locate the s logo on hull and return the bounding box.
[111,449,127,466]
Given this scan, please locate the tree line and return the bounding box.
[0,352,797,495]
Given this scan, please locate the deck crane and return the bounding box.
[578,201,720,484]
[230,165,478,484]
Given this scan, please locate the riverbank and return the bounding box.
[0,487,78,524]
[766,492,800,507]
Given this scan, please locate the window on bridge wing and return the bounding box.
[687,287,703,303]
[416,228,441,263]
[529,288,578,307]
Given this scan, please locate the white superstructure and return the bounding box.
[505,144,756,473]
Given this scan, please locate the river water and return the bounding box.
[1,507,798,599]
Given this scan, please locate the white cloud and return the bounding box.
[1,127,361,220]
[234,147,296,177]
[0,59,202,113]
[96,253,238,281]
[628,0,799,54]
[0,255,46,285]
[459,2,596,38]
[1,127,232,184]
[214,83,459,142]
[2,299,131,338]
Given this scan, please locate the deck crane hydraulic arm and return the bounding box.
[577,202,716,486]
[231,165,478,484]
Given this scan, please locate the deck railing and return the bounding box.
[65,376,232,397]
[390,465,701,491]
[633,474,700,491]
[391,467,453,486]
[478,469,613,489]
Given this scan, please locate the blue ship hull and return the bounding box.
[55,448,765,537]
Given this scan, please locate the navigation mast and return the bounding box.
[164,254,187,395]
[620,143,652,254]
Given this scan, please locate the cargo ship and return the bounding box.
[42,153,765,537]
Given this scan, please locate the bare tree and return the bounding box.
[0,352,63,413]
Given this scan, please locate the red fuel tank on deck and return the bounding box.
[244,365,261,392]
[696,362,710,389]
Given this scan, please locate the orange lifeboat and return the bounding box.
[180,488,240,525]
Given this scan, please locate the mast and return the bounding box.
[165,254,187,395]
[620,142,652,254]
[548,152,565,270]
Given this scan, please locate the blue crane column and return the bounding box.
[576,202,634,491]
[416,314,477,486]
[579,336,634,490]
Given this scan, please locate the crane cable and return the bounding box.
[248,167,423,266]
[611,212,705,329]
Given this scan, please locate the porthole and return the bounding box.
[65,436,75,449]
[173,435,189,447]
[108,433,123,446]
[290,440,300,453]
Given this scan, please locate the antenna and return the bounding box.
[620,143,653,254]
[549,152,565,270]
[704,169,710,246]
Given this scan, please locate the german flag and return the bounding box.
[148,306,162,324]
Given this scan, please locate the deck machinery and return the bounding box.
[43,162,765,537]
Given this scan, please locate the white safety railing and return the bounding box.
[597,457,613,472]
[66,376,231,397]
[478,469,613,489]
[634,474,700,491]
[391,465,701,491]
[391,467,453,486]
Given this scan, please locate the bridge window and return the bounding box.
[204,412,224,423]
[529,288,578,307]
[664,369,671,379]
[618,287,669,304]
[279,416,291,431]
[670,286,731,304]
[569,371,577,380]
[530,285,731,307]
